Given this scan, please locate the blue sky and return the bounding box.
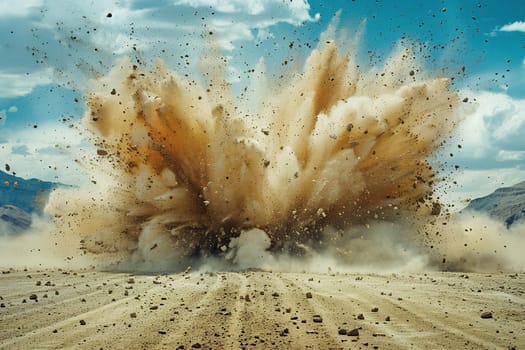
[1,0,524,206]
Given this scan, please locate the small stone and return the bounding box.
[191,343,202,349]
[357,313,365,320]
[79,320,86,326]
[480,311,493,319]
[371,307,379,312]
[130,312,137,318]
[35,281,41,286]
[347,328,360,336]
[127,278,135,284]
[158,330,166,335]
[338,328,347,335]
[29,294,38,300]
[150,305,159,310]
[385,316,391,322]
[312,315,323,323]
[306,292,312,299]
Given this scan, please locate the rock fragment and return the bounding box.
[480,311,493,319]
[348,328,360,336]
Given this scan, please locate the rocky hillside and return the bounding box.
[0,171,62,234]
[0,205,32,234]
[465,180,525,227]
[0,170,58,213]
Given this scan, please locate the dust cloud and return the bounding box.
[41,34,461,272]
[2,28,522,273]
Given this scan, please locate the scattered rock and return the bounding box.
[79,320,86,326]
[158,330,167,335]
[357,313,365,320]
[130,312,137,318]
[127,278,135,284]
[385,316,391,322]
[371,307,379,312]
[481,311,493,319]
[312,315,323,323]
[191,343,202,348]
[347,328,360,336]
[338,328,347,335]
[306,292,312,299]
[29,294,38,300]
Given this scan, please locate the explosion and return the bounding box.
[46,39,460,270]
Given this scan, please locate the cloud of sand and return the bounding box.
[6,18,519,274]
[430,212,525,272]
[0,215,94,269]
[41,32,461,272]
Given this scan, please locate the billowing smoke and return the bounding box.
[40,35,464,272]
[2,24,521,273]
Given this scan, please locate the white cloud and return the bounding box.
[0,0,42,18]
[500,21,525,33]
[454,90,525,163]
[438,168,525,210]
[0,122,90,184]
[0,69,53,98]
[173,0,316,24]
[497,150,525,161]
[174,0,265,14]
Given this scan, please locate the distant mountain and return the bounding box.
[464,181,525,227]
[0,170,64,234]
[0,205,32,235]
[0,170,59,213]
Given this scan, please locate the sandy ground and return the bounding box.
[0,269,523,349]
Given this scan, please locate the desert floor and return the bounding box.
[0,269,523,349]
